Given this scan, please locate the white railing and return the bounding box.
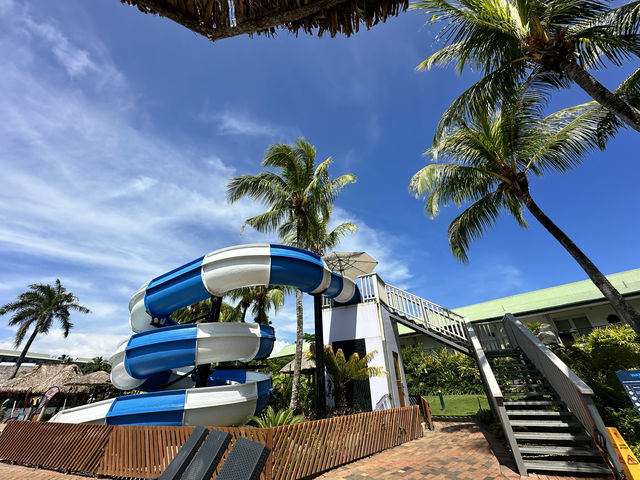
[503,313,622,476]
[473,320,513,353]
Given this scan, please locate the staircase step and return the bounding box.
[507,410,572,417]
[502,383,551,390]
[505,400,565,407]
[515,432,588,441]
[503,391,554,398]
[524,460,610,474]
[510,419,579,428]
[519,445,601,457]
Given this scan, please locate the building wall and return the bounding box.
[323,302,408,411]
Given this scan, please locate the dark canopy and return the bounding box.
[121,0,408,41]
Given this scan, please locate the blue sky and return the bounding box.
[0,0,638,358]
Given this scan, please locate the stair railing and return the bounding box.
[473,320,513,354]
[502,313,623,476]
[465,319,526,475]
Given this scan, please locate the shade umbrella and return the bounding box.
[322,252,377,279]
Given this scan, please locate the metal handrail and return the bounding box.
[465,319,526,475]
[502,313,623,476]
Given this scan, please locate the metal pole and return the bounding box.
[195,296,222,387]
[313,295,326,419]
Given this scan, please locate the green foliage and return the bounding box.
[172,298,236,324]
[248,406,306,428]
[412,0,640,135]
[226,285,289,324]
[402,346,483,395]
[85,356,111,374]
[322,345,386,416]
[551,325,640,445]
[475,408,494,426]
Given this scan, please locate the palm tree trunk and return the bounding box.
[10,327,39,379]
[290,220,304,410]
[518,185,640,336]
[563,61,640,133]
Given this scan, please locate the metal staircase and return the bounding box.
[488,350,609,475]
[352,273,623,477]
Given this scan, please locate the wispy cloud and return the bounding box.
[204,111,301,140]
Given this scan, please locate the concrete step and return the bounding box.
[519,445,601,457]
[515,432,588,441]
[504,400,564,407]
[507,410,572,417]
[510,419,579,428]
[501,383,551,390]
[524,460,610,474]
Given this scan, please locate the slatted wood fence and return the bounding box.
[0,405,422,479]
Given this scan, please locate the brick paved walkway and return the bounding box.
[316,419,614,480]
[0,462,90,479]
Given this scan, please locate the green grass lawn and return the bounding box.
[423,394,490,416]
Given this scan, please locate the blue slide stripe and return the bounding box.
[255,324,276,360]
[269,245,324,292]
[125,324,197,379]
[324,272,344,299]
[144,256,209,317]
[255,377,273,414]
[106,390,186,426]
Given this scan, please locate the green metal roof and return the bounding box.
[0,349,59,361]
[269,342,312,358]
[453,268,640,321]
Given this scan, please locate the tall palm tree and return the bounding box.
[414,0,640,134]
[85,356,112,374]
[321,345,386,416]
[227,138,356,410]
[282,206,358,256]
[227,285,287,324]
[0,279,90,379]
[409,84,640,335]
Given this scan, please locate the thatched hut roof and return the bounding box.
[280,355,316,374]
[0,364,87,395]
[0,365,37,386]
[64,371,111,387]
[120,0,407,41]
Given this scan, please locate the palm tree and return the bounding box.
[282,206,358,256]
[0,279,90,379]
[414,0,640,134]
[85,356,111,374]
[409,84,640,335]
[227,285,287,324]
[321,345,386,416]
[172,298,237,323]
[227,138,356,410]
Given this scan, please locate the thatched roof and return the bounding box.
[280,355,316,374]
[0,364,87,395]
[0,365,37,386]
[65,371,111,387]
[120,0,407,41]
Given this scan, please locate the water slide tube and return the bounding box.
[51,244,360,426]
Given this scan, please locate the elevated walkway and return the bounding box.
[330,274,623,477]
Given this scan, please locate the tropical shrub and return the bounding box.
[248,406,306,427]
[402,346,483,395]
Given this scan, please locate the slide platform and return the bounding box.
[51,244,360,426]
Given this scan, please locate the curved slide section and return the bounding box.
[51,244,361,427]
[130,244,360,333]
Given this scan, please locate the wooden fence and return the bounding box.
[0,405,422,479]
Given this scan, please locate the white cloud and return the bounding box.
[205,111,301,140]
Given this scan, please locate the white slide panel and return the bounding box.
[195,323,261,364]
[183,383,258,426]
[334,278,356,303]
[310,266,331,295]
[50,398,114,424]
[129,282,154,333]
[201,244,271,296]
[110,340,145,390]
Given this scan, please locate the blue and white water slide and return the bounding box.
[51,244,360,427]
